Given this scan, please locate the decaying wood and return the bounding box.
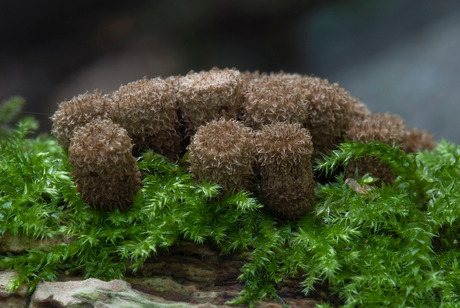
[124,241,322,307]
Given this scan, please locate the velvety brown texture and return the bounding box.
[298,76,352,157]
[348,96,372,121]
[402,128,436,153]
[255,123,315,220]
[68,119,141,211]
[188,119,256,194]
[242,73,308,129]
[344,113,435,183]
[51,67,436,215]
[177,68,244,134]
[111,77,182,158]
[51,91,113,148]
[345,112,407,145]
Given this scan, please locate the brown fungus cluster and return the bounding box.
[51,67,435,218]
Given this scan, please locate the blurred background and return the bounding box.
[1,0,459,142]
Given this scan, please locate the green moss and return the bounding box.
[0,98,459,307]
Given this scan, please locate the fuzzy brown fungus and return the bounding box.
[297,76,352,157]
[348,96,372,121]
[177,68,244,134]
[402,128,436,153]
[68,119,141,211]
[255,122,315,220]
[110,77,182,159]
[242,72,308,130]
[345,112,408,144]
[188,119,256,194]
[50,67,437,215]
[51,91,113,148]
[344,113,409,183]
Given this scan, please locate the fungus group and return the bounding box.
[51,68,435,219]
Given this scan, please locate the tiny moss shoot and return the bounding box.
[0,97,459,307]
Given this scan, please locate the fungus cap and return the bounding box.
[177,68,243,133]
[51,91,113,148]
[188,118,255,194]
[243,73,308,129]
[68,119,141,211]
[255,122,315,220]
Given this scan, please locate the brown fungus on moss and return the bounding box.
[242,72,308,130]
[344,113,409,183]
[188,118,256,195]
[297,76,352,158]
[68,119,141,211]
[402,128,436,153]
[110,77,182,159]
[51,91,113,148]
[255,122,315,220]
[177,68,244,134]
[348,96,372,122]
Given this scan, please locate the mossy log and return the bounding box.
[0,238,323,307]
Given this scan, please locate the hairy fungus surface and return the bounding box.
[51,91,112,148]
[68,119,141,211]
[298,76,352,157]
[255,122,315,219]
[344,113,407,182]
[177,68,243,134]
[403,128,436,153]
[348,96,372,121]
[111,78,182,158]
[188,119,256,194]
[242,72,308,129]
[344,113,434,182]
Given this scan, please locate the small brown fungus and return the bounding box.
[68,119,141,211]
[188,118,256,195]
[344,113,409,183]
[298,76,352,157]
[242,72,308,129]
[51,91,113,148]
[255,122,315,220]
[110,77,182,159]
[177,67,244,134]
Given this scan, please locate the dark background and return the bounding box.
[1,0,459,142]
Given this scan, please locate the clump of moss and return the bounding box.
[0,96,26,137]
[255,122,315,219]
[68,119,141,211]
[188,118,256,194]
[51,91,112,148]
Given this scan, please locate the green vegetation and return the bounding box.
[0,97,459,307]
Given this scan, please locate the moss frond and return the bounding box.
[0,96,26,137]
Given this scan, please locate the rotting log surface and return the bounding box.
[124,241,321,307]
